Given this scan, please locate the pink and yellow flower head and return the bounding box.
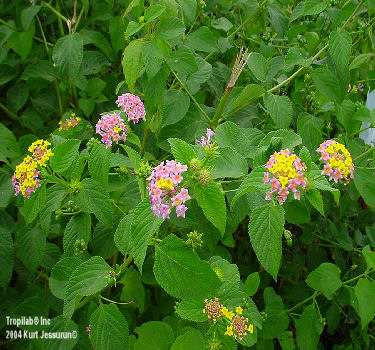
[12,156,41,198]
[95,113,128,148]
[264,149,307,204]
[147,160,190,219]
[116,93,146,124]
[223,305,254,340]
[58,113,81,131]
[203,298,224,322]
[28,139,53,166]
[13,139,53,198]
[316,140,354,185]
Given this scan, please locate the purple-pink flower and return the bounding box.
[95,113,128,148]
[116,93,146,124]
[147,160,190,219]
[196,128,215,147]
[263,149,307,205]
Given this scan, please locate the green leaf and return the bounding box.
[122,39,144,93]
[40,184,67,231]
[312,68,340,101]
[120,267,145,312]
[21,5,41,31]
[260,287,289,339]
[285,48,312,70]
[215,122,264,158]
[186,56,212,94]
[134,321,175,350]
[0,123,20,162]
[264,93,293,129]
[42,316,79,350]
[175,299,207,322]
[329,31,352,72]
[305,189,324,216]
[114,213,133,256]
[145,4,166,22]
[212,148,248,179]
[52,33,84,81]
[89,143,111,186]
[362,245,375,270]
[295,304,324,350]
[247,53,268,83]
[244,272,260,297]
[142,42,164,78]
[90,304,129,350]
[258,129,302,149]
[212,17,233,32]
[297,113,324,153]
[350,53,375,70]
[24,184,46,224]
[168,138,196,165]
[171,329,205,350]
[166,45,199,76]
[8,31,33,60]
[121,145,141,170]
[154,234,221,299]
[353,168,375,208]
[194,182,226,236]
[248,204,285,280]
[306,263,342,299]
[16,226,46,272]
[156,17,185,41]
[230,84,265,115]
[109,17,127,53]
[177,0,197,24]
[186,27,218,53]
[354,278,375,328]
[50,139,81,173]
[304,0,327,15]
[231,166,270,208]
[76,179,113,227]
[63,256,113,319]
[284,200,310,225]
[63,213,91,256]
[50,257,83,299]
[125,21,144,38]
[80,29,115,61]
[0,227,14,287]
[130,199,163,273]
[162,90,190,127]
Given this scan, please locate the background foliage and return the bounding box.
[1,0,375,349]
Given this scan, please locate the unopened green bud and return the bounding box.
[204,144,220,159]
[74,239,86,252]
[70,181,82,195]
[39,167,48,178]
[138,161,153,178]
[186,230,204,248]
[190,158,202,171]
[206,337,222,350]
[138,16,145,24]
[86,137,99,152]
[284,230,292,246]
[198,169,211,186]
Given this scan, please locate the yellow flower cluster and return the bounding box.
[316,140,354,184]
[12,139,53,198]
[223,306,253,341]
[58,113,81,131]
[28,139,53,166]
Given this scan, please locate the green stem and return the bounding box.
[42,1,69,23]
[167,65,211,124]
[0,18,54,47]
[353,147,374,162]
[287,268,373,313]
[139,127,149,156]
[351,124,374,137]
[99,295,134,305]
[211,88,231,129]
[0,102,18,122]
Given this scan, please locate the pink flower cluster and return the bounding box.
[147,160,191,219]
[116,93,146,124]
[263,149,307,205]
[316,140,354,184]
[196,128,215,147]
[96,113,128,148]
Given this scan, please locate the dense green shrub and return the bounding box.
[1,0,375,349]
